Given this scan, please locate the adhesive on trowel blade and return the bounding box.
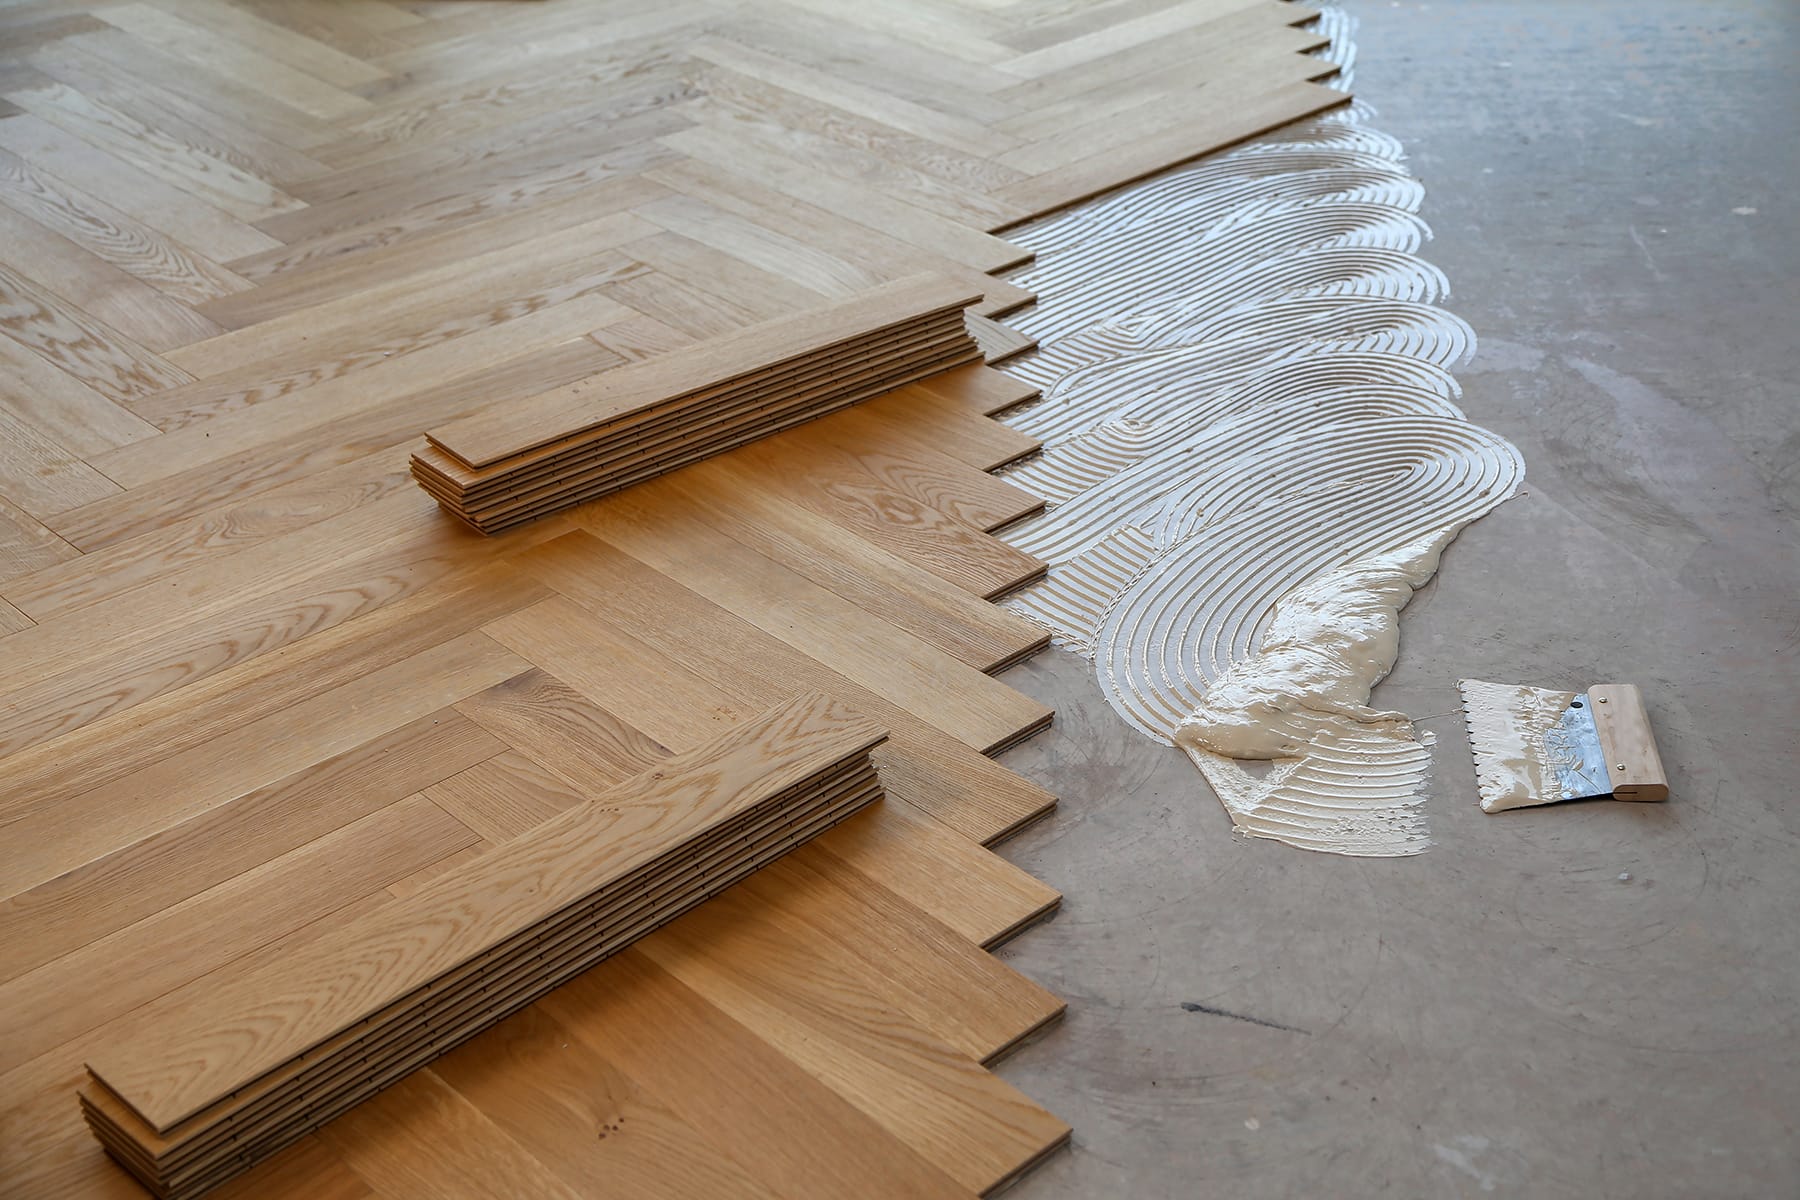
[1458,679,1581,812]
[990,7,1525,857]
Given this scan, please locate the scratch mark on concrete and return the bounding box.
[1178,1001,1310,1034]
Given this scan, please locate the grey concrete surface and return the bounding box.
[991,2,1800,1195]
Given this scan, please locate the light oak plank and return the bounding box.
[0,144,251,305]
[0,711,505,983]
[0,796,476,1076]
[94,3,374,122]
[0,112,279,261]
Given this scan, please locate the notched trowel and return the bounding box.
[1458,680,1669,813]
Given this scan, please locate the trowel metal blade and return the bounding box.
[1544,693,1615,801]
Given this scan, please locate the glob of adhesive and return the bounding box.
[992,9,1523,856]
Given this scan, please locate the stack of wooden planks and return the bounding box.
[78,693,889,1200]
[411,275,985,533]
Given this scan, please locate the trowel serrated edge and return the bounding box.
[1458,678,1577,813]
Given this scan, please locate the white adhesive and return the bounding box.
[991,9,1523,856]
[1173,531,1453,759]
[1457,679,1577,812]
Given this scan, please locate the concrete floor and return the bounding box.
[992,2,1800,1195]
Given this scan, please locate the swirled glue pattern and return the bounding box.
[993,10,1523,856]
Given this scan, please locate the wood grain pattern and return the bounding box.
[0,0,1346,1192]
[0,711,504,984]
[542,953,974,1200]
[0,796,477,1076]
[87,694,885,1128]
[505,536,1057,843]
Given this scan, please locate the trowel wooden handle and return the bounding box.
[1589,683,1669,801]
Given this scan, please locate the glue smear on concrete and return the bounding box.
[992,9,1524,856]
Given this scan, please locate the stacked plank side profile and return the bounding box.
[411,275,985,533]
[80,693,890,1200]
[0,0,1352,1195]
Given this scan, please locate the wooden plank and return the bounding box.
[127,0,391,90]
[0,796,477,1076]
[284,76,688,207]
[0,112,281,261]
[27,35,336,187]
[692,849,1061,1061]
[0,397,121,518]
[2,83,305,224]
[503,538,1057,843]
[990,78,1350,224]
[587,311,696,361]
[93,3,373,122]
[998,0,1279,77]
[239,103,681,279]
[87,692,885,1131]
[643,156,1027,310]
[50,338,616,548]
[0,144,251,306]
[688,34,1020,158]
[637,192,884,299]
[659,123,1032,274]
[634,464,1047,673]
[994,53,1337,178]
[334,26,696,150]
[848,381,1044,472]
[727,398,1044,532]
[0,512,557,763]
[0,596,28,635]
[813,801,1060,947]
[261,108,688,247]
[718,433,1047,600]
[0,262,193,406]
[175,228,646,376]
[634,865,1068,1193]
[0,201,224,353]
[993,0,1319,105]
[603,263,783,341]
[0,491,78,588]
[0,711,505,983]
[966,311,1038,364]
[714,9,1025,115]
[318,1071,583,1200]
[452,668,671,791]
[0,632,526,896]
[426,274,979,468]
[425,751,589,845]
[77,762,887,1185]
[542,953,972,1200]
[995,19,1329,140]
[552,509,1048,756]
[0,451,412,620]
[676,70,1027,228]
[470,594,1057,960]
[911,361,1043,417]
[0,896,391,1200]
[90,296,632,491]
[431,1006,784,1199]
[411,314,974,510]
[414,353,990,531]
[49,25,339,153]
[222,170,662,297]
[0,564,545,827]
[624,228,829,321]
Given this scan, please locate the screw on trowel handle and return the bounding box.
[1588,683,1669,802]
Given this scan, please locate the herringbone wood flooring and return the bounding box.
[0,2,1342,1195]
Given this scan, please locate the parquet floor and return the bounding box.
[0,1,1345,1195]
